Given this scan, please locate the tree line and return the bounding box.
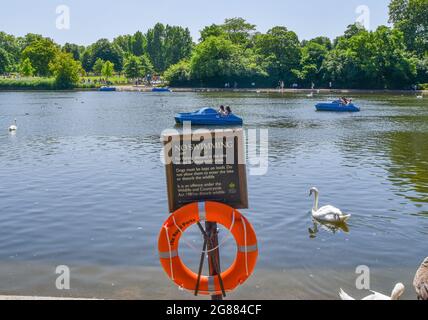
[0,0,427,89]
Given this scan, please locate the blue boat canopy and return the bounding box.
[196,107,218,114]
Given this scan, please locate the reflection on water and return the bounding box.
[0,91,427,299]
[384,131,428,203]
[308,220,350,239]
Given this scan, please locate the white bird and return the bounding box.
[416,95,423,99]
[309,187,351,223]
[414,257,428,300]
[8,119,17,132]
[307,92,314,98]
[339,283,405,300]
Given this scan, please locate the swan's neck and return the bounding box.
[313,192,319,211]
[391,285,404,300]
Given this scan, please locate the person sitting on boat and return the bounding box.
[340,97,350,105]
[225,106,232,115]
[218,105,226,115]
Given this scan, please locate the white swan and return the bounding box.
[8,119,17,132]
[309,187,351,223]
[339,283,405,300]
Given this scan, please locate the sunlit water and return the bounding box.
[0,91,427,300]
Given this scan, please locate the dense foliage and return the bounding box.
[0,1,427,89]
[49,52,83,89]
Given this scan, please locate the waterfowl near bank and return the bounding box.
[339,283,405,300]
[309,187,351,223]
[414,257,428,300]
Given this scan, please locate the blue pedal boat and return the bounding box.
[175,108,243,126]
[316,101,360,112]
[152,87,172,92]
[99,86,116,92]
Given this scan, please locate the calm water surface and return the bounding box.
[0,91,427,299]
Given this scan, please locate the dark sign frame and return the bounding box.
[164,129,248,213]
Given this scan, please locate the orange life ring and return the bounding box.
[158,201,258,296]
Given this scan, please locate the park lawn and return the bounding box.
[81,75,130,85]
[0,75,131,90]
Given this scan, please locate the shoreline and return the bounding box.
[0,85,426,95]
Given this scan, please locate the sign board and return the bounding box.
[163,129,248,213]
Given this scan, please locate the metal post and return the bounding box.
[205,221,223,300]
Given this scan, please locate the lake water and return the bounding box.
[0,91,427,300]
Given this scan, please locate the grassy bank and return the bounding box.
[0,77,56,90]
[1,77,427,93]
[0,76,129,90]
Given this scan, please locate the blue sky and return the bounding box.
[0,0,391,45]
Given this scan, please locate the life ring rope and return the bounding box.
[170,205,236,254]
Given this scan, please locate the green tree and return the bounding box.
[222,18,256,47]
[49,52,83,89]
[19,57,35,76]
[0,48,11,74]
[93,58,105,75]
[0,32,20,67]
[140,54,154,76]
[415,54,428,84]
[90,39,124,72]
[131,31,146,56]
[306,36,332,50]
[190,36,266,86]
[62,43,83,61]
[163,26,193,69]
[124,55,142,79]
[146,23,166,72]
[113,35,133,53]
[371,26,417,88]
[80,49,93,72]
[323,26,417,89]
[164,60,191,86]
[254,26,302,85]
[146,23,193,73]
[102,60,114,78]
[21,38,59,76]
[299,41,329,85]
[199,24,227,42]
[389,0,428,55]
[17,33,44,51]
